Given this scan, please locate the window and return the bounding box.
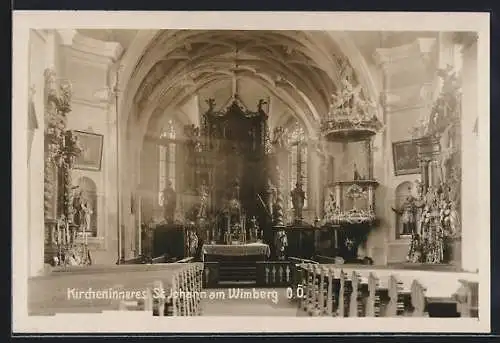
[287,122,308,208]
[158,120,176,206]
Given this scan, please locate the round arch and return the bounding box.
[116,29,383,214]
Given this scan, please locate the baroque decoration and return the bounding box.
[321,59,380,227]
[43,68,89,267]
[320,60,383,142]
[407,64,462,264]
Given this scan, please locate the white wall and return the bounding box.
[27,29,49,276]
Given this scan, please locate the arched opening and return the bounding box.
[116,29,381,261]
[76,176,98,237]
[395,181,414,239]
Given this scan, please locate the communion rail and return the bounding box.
[203,260,304,288]
[294,263,479,318]
[29,262,203,316]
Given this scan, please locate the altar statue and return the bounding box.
[249,216,260,241]
[275,229,288,260]
[392,188,419,235]
[197,180,209,220]
[163,180,177,223]
[271,126,287,149]
[353,163,361,180]
[290,181,306,223]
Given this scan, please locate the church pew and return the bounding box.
[295,263,478,318]
[29,263,203,316]
[111,263,204,316]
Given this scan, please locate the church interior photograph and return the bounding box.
[25,28,481,319]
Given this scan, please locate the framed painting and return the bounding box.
[74,130,104,171]
[392,140,420,176]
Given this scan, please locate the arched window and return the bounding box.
[76,176,98,237]
[287,121,308,208]
[158,120,177,206]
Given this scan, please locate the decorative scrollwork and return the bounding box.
[345,184,367,200]
[320,60,382,142]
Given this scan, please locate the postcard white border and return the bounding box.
[12,11,491,334]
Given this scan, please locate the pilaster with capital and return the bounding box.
[58,31,124,261]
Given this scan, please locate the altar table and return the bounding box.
[201,243,270,262]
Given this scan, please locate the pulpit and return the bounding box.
[322,180,379,260]
[319,59,382,263]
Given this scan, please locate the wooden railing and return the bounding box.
[295,263,479,318]
[256,261,297,287]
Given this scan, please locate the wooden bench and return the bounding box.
[295,263,479,318]
[29,262,204,316]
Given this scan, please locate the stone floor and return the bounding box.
[199,288,302,316]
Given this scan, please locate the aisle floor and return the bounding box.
[199,288,303,316]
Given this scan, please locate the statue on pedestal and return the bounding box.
[290,180,306,224]
[392,188,420,235]
[163,180,177,224]
[249,216,261,242]
[275,229,288,260]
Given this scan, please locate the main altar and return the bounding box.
[147,94,274,266]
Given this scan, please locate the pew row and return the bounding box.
[29,263,203,316]
[295,264,479,318]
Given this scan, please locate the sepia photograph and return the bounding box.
[12,11,490,334]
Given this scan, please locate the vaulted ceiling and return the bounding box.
[76,29,434,136]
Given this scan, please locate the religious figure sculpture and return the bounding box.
[392,187,421,235]
[271,126,288,149]
[324,190,339,223]
[163,180,177,224]
[81,200,93,233]
[187,230,199,257]
[290,181,306,224]
[275,229,288,261]
[197,180,209,220]
[353,163,362,180]
[249,216,261,242]
[72,187,83,226]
